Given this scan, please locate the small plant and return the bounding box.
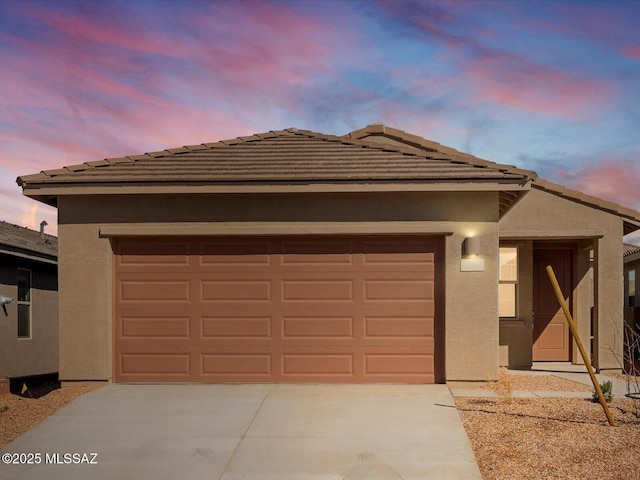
[592,380,614,403]
[0,405,8,413]
[489,368,513,401]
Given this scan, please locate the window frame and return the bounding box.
[499,247,518,319]
[17,268,31,339]
[628,269,636,308]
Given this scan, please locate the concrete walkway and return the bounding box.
[450,363,636,399]
[0,384,481,480]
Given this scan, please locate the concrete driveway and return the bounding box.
[0,384,481,480]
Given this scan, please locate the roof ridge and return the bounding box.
[343,124,640,229]
[345,124,538,179]
[0,220,57,240]
[19,126,531,186]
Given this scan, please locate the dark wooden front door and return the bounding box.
[533,247,573,361]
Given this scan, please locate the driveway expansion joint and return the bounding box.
[217,384,277,480]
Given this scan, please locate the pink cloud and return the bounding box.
[17,0,339,96]
[17,4,190,59]
[0,31,175,112]
[0,175,57,234]
[622,45,640,61]
[464,49,610,119]
[375,2,616,119]
[0,0,354,167]
[553,155,640,210]
[183,2,346,98]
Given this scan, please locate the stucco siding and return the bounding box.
[58,200,113,381]
[0,257,58,378]
[57,191,502,382]
[500,187,624,371]
[445,225,500,381]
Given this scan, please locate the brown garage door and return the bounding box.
[113,236,441,383]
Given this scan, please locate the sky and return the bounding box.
[1,0,639,242]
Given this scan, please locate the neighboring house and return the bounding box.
[0,221,58,385]
[16,125,640,384]
[624,244,640,373]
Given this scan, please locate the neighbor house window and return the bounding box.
[17,269,31,338]
[629,270,636,308]
[499,247,518,318]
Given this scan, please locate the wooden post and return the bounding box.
[546,265,616,426]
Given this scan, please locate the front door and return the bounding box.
[533,247,573,361]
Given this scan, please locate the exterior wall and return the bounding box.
[575,241,594,365]
[498,240,533,368]
[0,255,58,378]
[57,223,112,381]
[500,187,624,371]
[445,223,500,381]
[57,190,502,382]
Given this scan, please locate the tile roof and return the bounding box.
[0,221,57,263]
[17,128,530,189]
[624,243,640,257]
[346,125,640,234]
[16,124,640,233]
[345,124,537,179]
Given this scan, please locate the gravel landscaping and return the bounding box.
[0,385,102,448]
[454,373,640,480]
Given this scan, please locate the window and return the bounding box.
[17,269,31,338]
[629,270,636,308]
[499,248,518,318]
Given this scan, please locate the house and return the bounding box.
[0,221,58,393]
[16,125,640,384]
[624,243,640,373]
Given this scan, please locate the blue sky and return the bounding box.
[1,0,639,240]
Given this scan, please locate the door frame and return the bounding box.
[532,243,576,362]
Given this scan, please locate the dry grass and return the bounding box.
[0,385,102,448]
[488,368,514,399]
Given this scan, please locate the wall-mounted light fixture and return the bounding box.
[461,237,485,272]
[462,237,480,258]
[0,295,12,316]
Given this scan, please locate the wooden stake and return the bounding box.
[546,265,616,427]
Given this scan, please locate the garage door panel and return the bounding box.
[201,317,272,338]
[120,352,191,376]
[114,236,440,383]
[201,353,272,376]
[120,316,191,339]
[117,241,191,265]
[282,280,353,301]
[200,242,273,266]
[365,279,434,301]
[282,316,354,339]
[365,354,434,377]
[201,280,272,301]
[281,241,354,266]
[119,279,191,302]
[282,353,353,376]
[365,316,434,338]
